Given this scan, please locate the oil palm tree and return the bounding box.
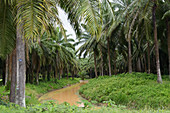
[161,0,170,77]
[0,0,66,107]
[77,32,99,78]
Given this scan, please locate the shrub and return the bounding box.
[26,78,79,94]
[0,101,169,113]
[79,73,170,109]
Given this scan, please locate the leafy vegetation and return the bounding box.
[26,78,79,94]
[0,78,79,106]
[79,73,170,109]
[25,78,79,105]
[0,0,170,109]
[1,73,170,112]
[0,101,170,113]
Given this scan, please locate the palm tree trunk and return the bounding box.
[42,67,46,81]
[147,42,151,74]
[89,69,92,78]
[114,48,117,75]
[137,58,141,72]
[71,71,74,80]
[26,67,30,83]
[2,62,5,85]
[55,66,58,81]
[15,23,26,107]
[8,53,13,82]
[166,19,170,78]
[128,40,132,73]
[31,70,34,83]
[107,37,112,76]
[5,55,9,85]
[152,1,162,83]
[26,68,29,83]
[127,10,139,73]
[36,62,40,85]
[10,49,16,103]
[100,46,104,76]
[144,54,147,72]
[94,51,98,78]
[59,67,63,80]
[47,66,51,81]
[67,67,69,79]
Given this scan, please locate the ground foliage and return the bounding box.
[0,101,170,113]
[0,78,80,106]
[26,78,80,94]
[79,73,170,110]
[0,75,170,112]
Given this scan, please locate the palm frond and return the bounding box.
[0,1,15,58]
[16,0,66,40]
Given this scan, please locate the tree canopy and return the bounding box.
[0,0,169,107]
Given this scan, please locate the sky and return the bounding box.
[57,0,166,41]
[57,7,78,49]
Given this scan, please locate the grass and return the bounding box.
[0,73,170,112]
[25,78,80,105]
[26,78,80,94]
[0,86,9,104]
[0,78,80,106]
[0,101,170,113]
[79,72,170,110]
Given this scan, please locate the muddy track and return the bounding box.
[38,81,88,107]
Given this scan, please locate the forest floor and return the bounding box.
[79,72,170,111]
[0,78,80,105]
[0,73,170,112]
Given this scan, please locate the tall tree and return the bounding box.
[15,21,26,107]
[167,19,170,78]
[127,10,139,73]
[94,50,98,78]
[9,49,16,103]
[152,0,162,83]
[107,37,112,76]
[5,56,8,85]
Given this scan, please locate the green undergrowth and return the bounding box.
[26,78,80,105]
[79,72,170,110]
[0,101,170,113]
[0,86,9,104]
[0,78,80,106]
[0,74,170,112]
[26,78,80,94]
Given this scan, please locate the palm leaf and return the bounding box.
[16,0,66,40]
[0,1,15,58]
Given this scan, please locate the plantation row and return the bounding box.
[0,102,169,113]
[0,0,169,107]
[0,73,170,112]
[79,73,170,109]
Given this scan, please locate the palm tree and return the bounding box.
[77,31,99,78]
[167,20,170,77]
[161,0,170,77]
[9,49,16,103]
[0,0,66,107]
[1,0,169,108]
[15,21,26,107]
[152,0,162,83]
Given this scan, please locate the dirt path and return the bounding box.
[38,81,88,107]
